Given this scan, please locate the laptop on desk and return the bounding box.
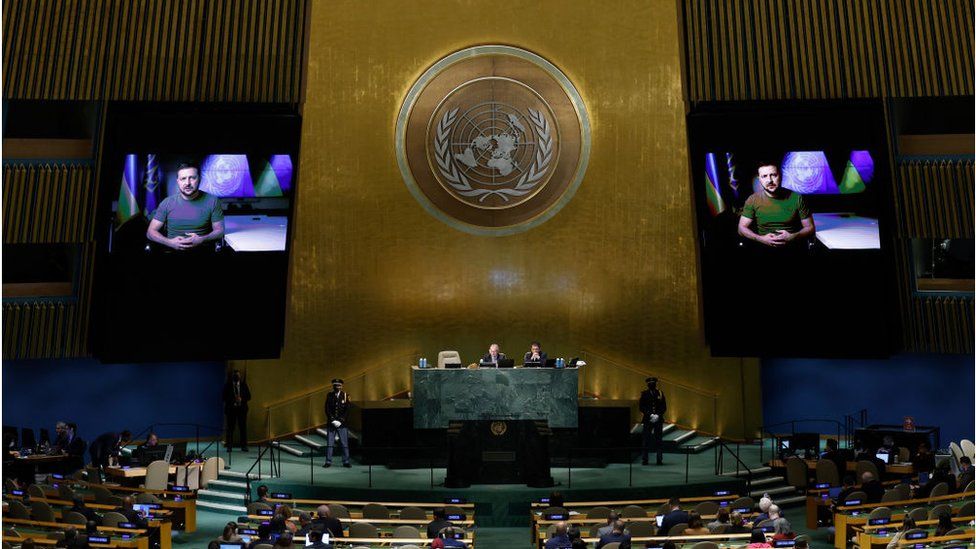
[496,358,515,368]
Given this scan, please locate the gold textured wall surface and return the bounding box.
[682,0,974,101]
[2,164,97,359]
[241,0,762,440]
[2,0,308,102]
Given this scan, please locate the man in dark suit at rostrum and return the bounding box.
[223,369,251,452]
[523,341,548,366]
[640,376,667,466]
[479,343,506,366]
[89,430,131,469]
[322,379,351,468]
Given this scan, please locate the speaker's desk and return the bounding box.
[411,365,579,429]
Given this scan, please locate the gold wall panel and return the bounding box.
[682,0,974,101]
[2,0,309,101]
[241,0,762,441]
[891,160,974,354]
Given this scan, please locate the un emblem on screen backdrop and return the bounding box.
[396,46,591,236]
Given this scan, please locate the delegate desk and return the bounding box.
[856,516,974,549]
[411,366,579,429]
[832,490,975,549]
[769,458,916,476]
[223,215,287,252]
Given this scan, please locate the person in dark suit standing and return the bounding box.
[480,343,505,366]
[523,341,548,366]
[322,379,350,468]
[89,430,131,469]
[223,369,251,452]
[657,497,689,536]
[640,377,667,465]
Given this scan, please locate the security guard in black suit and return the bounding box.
[640,376,667,465]
[323,379,351,468]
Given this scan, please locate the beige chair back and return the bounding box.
[626,521,655,537]
[144,459,170,490]
[928,503,951,519]
[136,492,163,504]
[730,497,753,511]
[667,522,688,536]
[27,484,46,499]
[691,543,720,549]
[961,439,975,459]
[897,447,911,463]
[586,506,613,520]
[959,500,975,518]
[815,459,840,486]
[201,456,224,489]
[330,503,351,518]
[30,500,55,522]
[102,511,129,528]
[694,501,719,516]
[362,503,390,519]
[907,507,928,522]
[174,464,200,490]
[437,350,461,368]
[393,525,421,538]
[843,491,867,505]
[7,500,29,519]
[785,456,808,488]
[867,506,891,521]
[928,482,949,498]
[398,506,428,520]
[855,460,879,479]
[620,504,646,518]
[602,544,621,549]
[881,489,901,503]
[348,522,378,538]
[63,511,89,525]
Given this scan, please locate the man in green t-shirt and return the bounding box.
[737,162,815,248]
[146,163,225,251]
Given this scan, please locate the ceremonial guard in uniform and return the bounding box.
[323,379,351,468]
[640,377,667,465]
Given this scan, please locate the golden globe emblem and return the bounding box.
[490,421,508,436]
[396,45,591,236]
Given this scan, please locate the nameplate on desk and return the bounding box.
[773,541,795,547]
[145,503,162,509]
[51,473,65,479]
[906,532,928,540]
[88,535,111,543]
[714,490,731,496]
[734,507,750,513]
[544,513,568,520]
[814,482,831,489]
[171,485,190,492]
[449,532,465,539]
[868,518,890,525]
[11,489,24,496]
[537,497,550,504]
[876,530,889,536]
[240,528,258,535]
[118,522,138,529]
[844,499,861,506]
[258,509,274,516]
[447,513,466,521]
[445,497,466,504]
[121,533,135,540]
[758,526,775,533]
[271,492,292,499]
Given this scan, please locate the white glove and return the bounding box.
[650,414,659,423]
[331,420,341,428]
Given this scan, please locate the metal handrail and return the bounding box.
[244,440,280,504]
[714,439,753,492]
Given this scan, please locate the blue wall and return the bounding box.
[3,358,225,446]
[762,354,975,447]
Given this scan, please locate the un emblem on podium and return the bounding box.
[396,46,591,236]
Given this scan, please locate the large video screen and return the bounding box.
[689,103,894,358]
[93,105,301,362]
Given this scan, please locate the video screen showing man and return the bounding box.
[147,162,225,252]
[737,162,815,251]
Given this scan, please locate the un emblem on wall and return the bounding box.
[397,46,591,235]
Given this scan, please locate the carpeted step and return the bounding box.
[750,484,798,498]
[218,470,274,480]
[207,478,248,490]
[197,500,247,514]
[197,488,247,502]
[679,435,719,453]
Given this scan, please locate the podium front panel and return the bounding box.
[412,367,579,428]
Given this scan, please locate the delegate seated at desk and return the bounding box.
[523,341,548,366]
[480,343,506,366]
[146,163,225,252]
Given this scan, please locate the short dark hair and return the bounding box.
[120,430,131,441]
[257,484,269,497]
[530,341,541,347]
[308,530,322,541]
[825,438,838,450]
[750,529,767,543]
[962,456,972,465]
[795,540,809,549]
[668,496,680,507]
[432,507,445,519]
[176,162,199,174]
[257,523,272,538]
[756,161,780,174]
